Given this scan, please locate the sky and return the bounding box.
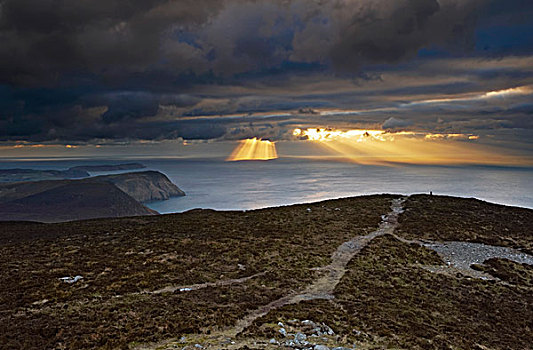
[1,0,532,165]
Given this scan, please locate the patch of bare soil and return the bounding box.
[397,194,533,254]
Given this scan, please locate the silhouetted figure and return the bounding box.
[430,191,433,196]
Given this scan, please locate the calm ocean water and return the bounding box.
[2,158,531,211]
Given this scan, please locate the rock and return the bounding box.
[279,328,287,337]
[59,275,83,284]
[285,340,295,347]
[220,338,234,345]
[269,338,278,344]
[194,344,203,349]
[295,333,307,342]
[322,324,335,335]
[302,320,317,327]
[307,208,312,212]
[278,321,284,327]
[314,346,330,350]
[178,336,187,343]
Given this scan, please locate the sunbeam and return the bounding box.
[294,128,526,166]
[227,138,278,161]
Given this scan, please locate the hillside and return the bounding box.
[0,195,531,349]
[90,171,185,202]
[0,171,184,222]
[0,182,157,222]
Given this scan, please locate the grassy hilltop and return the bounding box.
[0,195,532,350]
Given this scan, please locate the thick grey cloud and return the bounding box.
[0,0,532,145]
[0,0,223,84]
[0,0,486,86]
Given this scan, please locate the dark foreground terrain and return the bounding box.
[0,195,531,349]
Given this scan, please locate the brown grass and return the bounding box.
[0,195,393,349]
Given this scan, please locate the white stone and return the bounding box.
[59,275,83,284]
[314,345,330,350]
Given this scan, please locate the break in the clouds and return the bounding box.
[0,0,532,155]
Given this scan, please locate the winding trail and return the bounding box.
[138,196,533,349]
[232,197,406,335]
[137,197,406,349]
[136,194,532,297]
[139,272,267,295]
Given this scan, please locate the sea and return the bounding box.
[1,158,532,211]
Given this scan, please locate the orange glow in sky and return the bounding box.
[227,138,278,161]
[293,128,524,166]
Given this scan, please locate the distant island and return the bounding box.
[0,171,184,222]
[0,168,90,182]
[0,163,146,183]
[68,163,146,172]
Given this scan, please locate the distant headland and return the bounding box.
[0,165,184,222]
[0,163,146,183]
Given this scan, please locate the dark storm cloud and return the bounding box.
[0,0,222,86]
[0,0,492,87]
[0,0,532,143]
[97,92,200,123]
[323,0,477,71]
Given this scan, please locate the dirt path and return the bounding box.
[232,197,406,335]
[129,196,533,349]
[137,197,406,349]
[139,272,267,295]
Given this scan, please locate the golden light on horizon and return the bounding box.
[227,138,278,161]
[293,128,525,166]
[409,85,533,105]
[293,128,387,142]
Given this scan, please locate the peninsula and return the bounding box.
[0,171,185,222]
